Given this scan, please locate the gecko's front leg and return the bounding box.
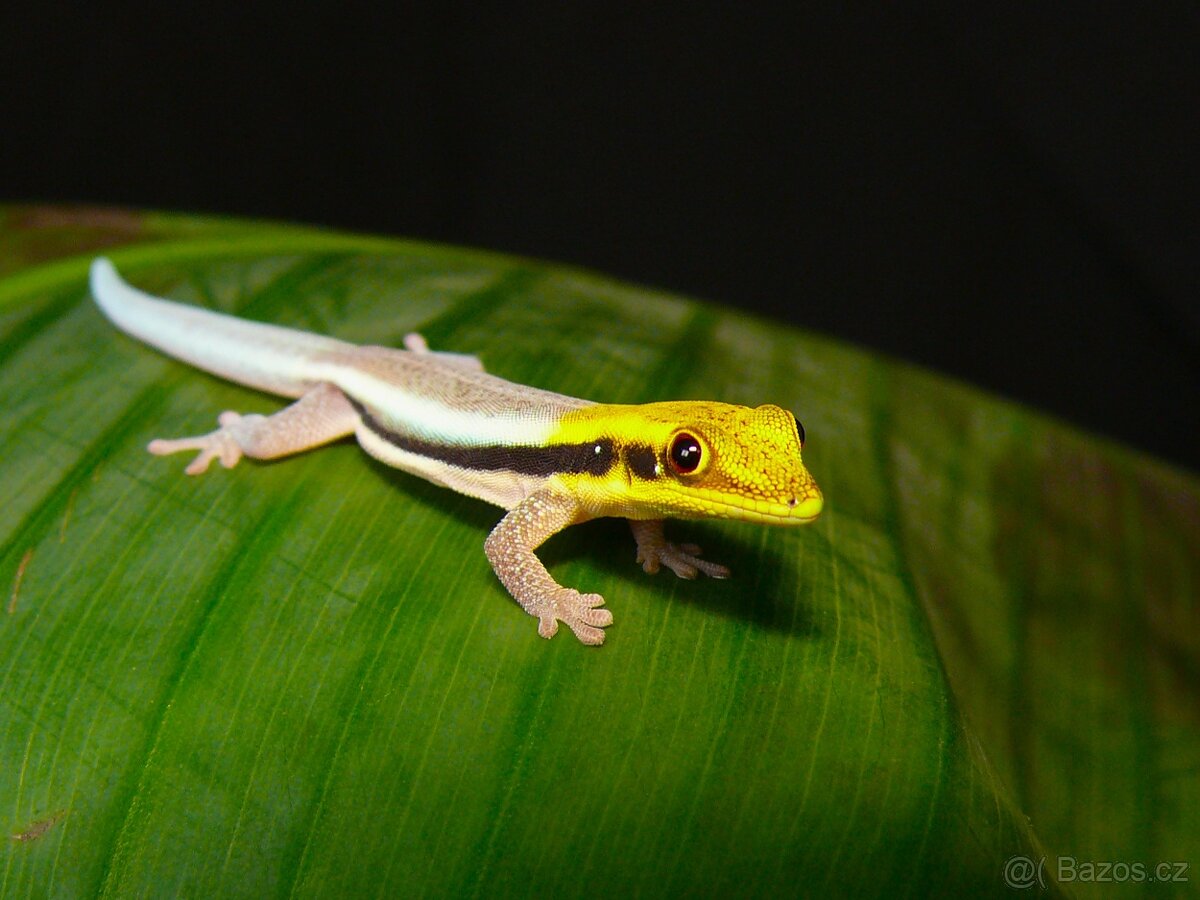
[484,490,613,645]
[148,382,359,474]
[629,519,730,579]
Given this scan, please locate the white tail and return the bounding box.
[90,258,355,398]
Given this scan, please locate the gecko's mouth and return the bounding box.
[684,486,824,525]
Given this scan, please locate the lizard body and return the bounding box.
[90,258,822,644]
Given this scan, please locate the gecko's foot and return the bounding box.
[529,588,613,645]
[637,541,731,580]
[147,411,261,475]
[404,332,485,371]
[402,333,430,353]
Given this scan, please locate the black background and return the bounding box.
[2,7,1197,470]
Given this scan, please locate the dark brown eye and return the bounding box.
[792,414,806,446]
[669,433,703,474]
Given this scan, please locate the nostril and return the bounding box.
[787,498,797,508]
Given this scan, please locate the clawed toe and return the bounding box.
[630,520,731,582]
[147,424,244,475]
[532,589,612,645]
[638,541,730,580]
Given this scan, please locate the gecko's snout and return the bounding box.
[787,487,823,522]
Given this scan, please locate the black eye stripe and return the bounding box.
[669,433,702,474]
[626,444,658,480]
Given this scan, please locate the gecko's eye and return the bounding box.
[668,433,703,475]
[792,414,806,447]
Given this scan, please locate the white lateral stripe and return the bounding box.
[354,425,544,509]
[323,366,564,447]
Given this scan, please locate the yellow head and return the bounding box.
[552,401,823,524]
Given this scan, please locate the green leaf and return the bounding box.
[2,206,1196,897]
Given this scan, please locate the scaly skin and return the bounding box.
[550,401,823,524]
[91,257,823,646]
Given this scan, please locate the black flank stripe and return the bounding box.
[348,396,616,477]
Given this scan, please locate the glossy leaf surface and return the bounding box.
[1,207,1196,897]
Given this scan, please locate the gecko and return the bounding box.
[89,257,823,645]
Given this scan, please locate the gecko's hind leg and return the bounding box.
[148,382,359,475]
[403,332,485,371]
